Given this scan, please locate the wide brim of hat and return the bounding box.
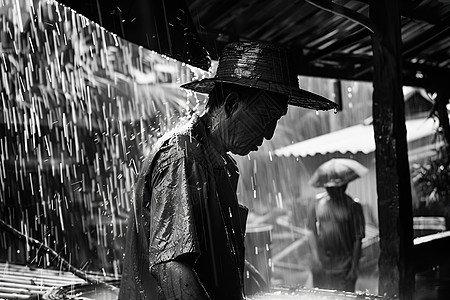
[180,78,339,111]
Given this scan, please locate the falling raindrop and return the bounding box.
[0,0,210,283]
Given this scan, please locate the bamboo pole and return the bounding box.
[0,219,117,289]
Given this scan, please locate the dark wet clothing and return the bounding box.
[307,193,365,292]
[119,115,248,300]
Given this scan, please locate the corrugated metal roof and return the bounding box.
[274,117,438,157]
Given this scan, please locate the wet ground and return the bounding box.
[2,261,450,299]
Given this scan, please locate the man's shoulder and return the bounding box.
[348,195,362,206]
[315,192,330,204]
[155,127,205,161]
[347,196,364,215]
[308,192,328,213]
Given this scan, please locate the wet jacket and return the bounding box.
[119,115,248,300]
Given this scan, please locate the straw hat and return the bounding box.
[308,158,368,188]
[181,41,338,110]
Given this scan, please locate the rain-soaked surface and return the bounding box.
[44,282,385,300]
[1,1,449,300]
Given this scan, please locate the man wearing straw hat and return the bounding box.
[119,41,338,299]
[306,158,367,292]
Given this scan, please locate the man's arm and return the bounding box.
[151,257,210,300]
[306,199,322,270]
[346,202,365,280]
[148,143,211,299]
[346,238,362,281]
[307,230,322,269]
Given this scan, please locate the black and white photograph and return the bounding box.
[0,1,449,299]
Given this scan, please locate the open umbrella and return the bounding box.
[309,158,368,188]
[56,0,211,70]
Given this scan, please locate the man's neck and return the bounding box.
[200,111,228,155]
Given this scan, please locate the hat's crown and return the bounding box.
[216,42,298,89]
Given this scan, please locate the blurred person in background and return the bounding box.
[307,158,367,292]
[119,41,337,300]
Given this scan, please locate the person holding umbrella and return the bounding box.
[119,41,338,300]
[306,158,367,292]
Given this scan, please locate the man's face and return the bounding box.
[223,90,288,155]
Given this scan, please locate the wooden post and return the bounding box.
[370,1,415,299]
[434,82,450,148]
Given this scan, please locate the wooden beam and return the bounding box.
[304,28,370,61]
[370,1,415,299]
[357,0,450,25]
[305,0,376,33]
[403,23,450,59]
[434,80,450,147]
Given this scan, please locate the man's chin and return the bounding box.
[231,146,257,156]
